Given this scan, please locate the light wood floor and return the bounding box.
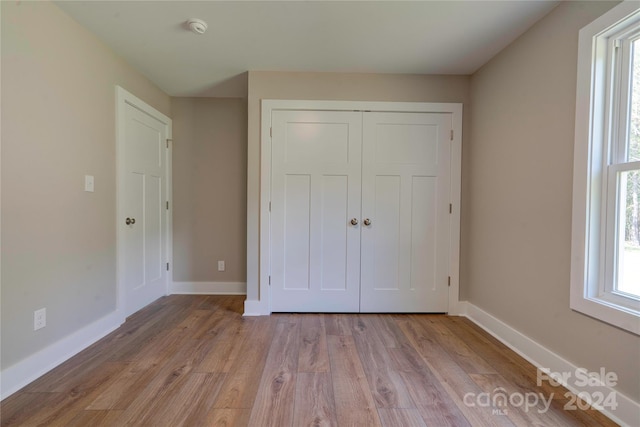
[1,295,617,426]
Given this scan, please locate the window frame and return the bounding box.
[571,1,640,335]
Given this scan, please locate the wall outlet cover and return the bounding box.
[34,308,46,331]
[84,175,94,192]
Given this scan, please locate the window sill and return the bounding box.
[570,291,640,335]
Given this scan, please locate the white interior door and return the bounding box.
[120,98,170,317]
[269,108,452,313]
[360,112,451,312]
[270,111,362,312]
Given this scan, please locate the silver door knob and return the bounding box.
[350,218,358,226]
[126,217,136,225]
[363,218,372,226]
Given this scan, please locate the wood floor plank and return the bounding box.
[219,320,258,373]
[204,408,251,427]
[175,308,216,331]
[212,369,262,410]
[395,315,515,427]
[325,313,353,336]
[112,359,196,425]
[194,294,230,311]
[195,316,255,373]
[247,321,300,426]
[85,362,143,410]
[292,372,338,427]
[7,361,127,426]
[26,330,133,394]
[298,314,330,373]
[87,357,178,411]
[368,315,407,348]
[381,322,471,427]
[274,313,299,323]
[104,299,192,363]
[64,410,124,427]
[414,315,498,375]
[87,327,198,410]
[145,372,226,427]
[0,392,61,426]
[190,307,235,340]
[351,315,415,408]
[213,317,277,409]
[132,326,194,366]
[378,408,428,427]
[397,369,471,427]
[469,373,584,427]
[446,317,553,390]
[327,335,382,427]
[110,324,228,425]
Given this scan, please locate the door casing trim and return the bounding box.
[249,100,462,316]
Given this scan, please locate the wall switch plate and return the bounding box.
[218,260,225,271]
[34,308,46,331]
[84,175,94,192]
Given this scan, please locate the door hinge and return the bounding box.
[166,138,172,148]
[614,39,621,49]
[166,201,169,210]
[166,262,170,271]
[268,275,271,285]
[450,130,454,141]
[270,127,273,138]
[448,276,451,287]
[449,203,452,214]
[269,202,271,212]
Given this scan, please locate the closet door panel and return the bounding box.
[372,175,402,291]
[283,174,311,290]
[271,111,362,312]
[360,112,451,312]
[320,175,349,291]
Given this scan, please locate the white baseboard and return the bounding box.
[243,299,269,316]
[459,301,639,427]
[170,281,246,295]
[0,310,122,400]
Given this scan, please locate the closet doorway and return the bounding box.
[261,101,462,313]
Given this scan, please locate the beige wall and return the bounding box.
[246,71,471,301]
[171,97,247,283]
[1,1,170,369]
[467,0,639,401]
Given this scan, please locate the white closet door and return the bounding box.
[360,112,451,312]
[122,102,169,316]
[270,111,362,312]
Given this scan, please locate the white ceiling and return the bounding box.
[55,1,561,98]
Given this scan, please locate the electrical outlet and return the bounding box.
[34,308,46,331]
[218,260,225,271]
[84,175,94,192]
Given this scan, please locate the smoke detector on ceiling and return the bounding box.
[187,18,208,35]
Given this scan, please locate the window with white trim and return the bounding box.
[571,1,640,335]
